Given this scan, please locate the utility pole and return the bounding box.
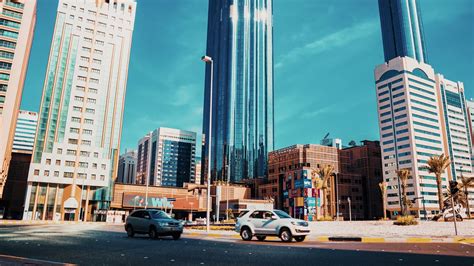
[348,197,352,222]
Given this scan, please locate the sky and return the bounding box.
[21,0,473,155]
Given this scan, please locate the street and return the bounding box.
[0,224,473,265]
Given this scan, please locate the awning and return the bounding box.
[64,197,79,209]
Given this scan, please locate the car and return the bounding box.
[125,209,183,240]
[235,209,310,242]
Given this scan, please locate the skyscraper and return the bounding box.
[0,0,36,197]
[24,0,136,221]
[12,110,38,153]
[202,0,274,183]
[117,149,136,184]
[375,0,473,218]
[378,0,428,63]
[136,128,196,187]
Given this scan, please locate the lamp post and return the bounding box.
[348,197,352,221]
[202,55,213,233]
[226,164,230,221]
[334,173,339,221]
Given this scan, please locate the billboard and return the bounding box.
[122,193,198,210]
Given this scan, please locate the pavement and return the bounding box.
[0,223,472,265]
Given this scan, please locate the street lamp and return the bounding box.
[201,55,213,233]
[334,172,339,221]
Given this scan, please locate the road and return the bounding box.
[0,224,472,265]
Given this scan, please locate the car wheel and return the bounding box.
[149,226,158,239]
[172,233,181,240]
[126,225,134,238]
[240,227,252,241]
[256,236,266,241]
[294,236,305,242]
[279,228,292,243]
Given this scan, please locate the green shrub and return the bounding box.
[393,215,418,226]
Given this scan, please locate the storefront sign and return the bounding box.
[122,193,198,210]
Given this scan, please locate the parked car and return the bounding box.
[125,209,183,240]
[235,209,310,242]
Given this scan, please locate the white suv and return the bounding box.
[235,209,310,242]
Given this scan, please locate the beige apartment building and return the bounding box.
[0,0,36,197]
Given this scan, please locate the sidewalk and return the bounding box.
[184,220,474,244]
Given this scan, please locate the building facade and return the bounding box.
[12,110,37,153]
[467,99,474,166]
[117,149,136,184]
[261,144,339,218]
[0,0,36,197]
[1,110,38,219]
[378,0,427,63]
[23,0,136,221]
[136,128,196,187]
[202,0,274,184]
[194,157,201,185]
[375,0,473,218]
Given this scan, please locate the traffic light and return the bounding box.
[449,180,459,195]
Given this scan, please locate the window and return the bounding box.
[84,119,94,125]
[80,151,90,157]
[87,98,96,104]
[82,140,92,146]
[86,108,95,114]
[54,171,59,177]
[75,96,84,102]
[90,78,99,84]
[91,68,100,74]
[91,174,97,180]
[64,172,74,178]
[85,28,93,34]
[65,161,75,167]
[92,163,98,169]
[55,160,61,166]
[88,88,98,94]
[67,149,77,155]
[34,169,40,175]
[95,40,104,46]
[79,162,88,168]
[78,76,87,82]
[57,148,63,154]
[77,86,85,91]
[82,47,91,53]
[73,106,82,112]
[70,128,80,134]
[83,129,93,135]
[101,164,106,170]
[84,37,92,43]
[46,159,51,165]
[92,59,101,65]
[97,31,105,37]
[68,138,78,145]
[100,175,105,181]
[44,170,50,177]
[94,152,99,158]
[79,66,88,72]
[94,49,103,55]
[72,117,81,123]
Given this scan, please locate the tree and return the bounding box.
[348,140,357,147]
[425,154,451,211]
[312,165,335,217]
[379,182,387,219]
[459,175,474,218]
[397,169,412,216]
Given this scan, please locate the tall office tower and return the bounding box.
[467,99,474,166]
[12,110,38,153]
[378,0,427,63]
[136,128,196,188]
[2,110,37,219]
[117,149,136,184]
[194,157,201,185]
[136,132,151,185]
[375,57,446,217]
[24,0,136,221]
[0,0,36,197]
[202,0,274,183]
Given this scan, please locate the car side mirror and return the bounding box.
[144,215,150,219]
[271,215,278,220]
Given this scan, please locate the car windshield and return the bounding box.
[150,210,171,219]
[274,210,291,219]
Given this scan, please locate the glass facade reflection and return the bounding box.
[378,0,428,63]
[202,0,274,183]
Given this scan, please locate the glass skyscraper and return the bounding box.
[202,0,274,183]
[378,0,428,63]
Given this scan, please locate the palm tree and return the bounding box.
[459,175,474,218]
[379,182,387,219]
[425,154,451,211]
[397,169,411,216]
[312,165,335,217]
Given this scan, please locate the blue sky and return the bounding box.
[21,0,473,154]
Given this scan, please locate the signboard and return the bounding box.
[301,169,310,179]
[122,193,198,210]
[305,197,316,207]
[295,179,304,189]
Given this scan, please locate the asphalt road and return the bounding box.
[0,224,473,266]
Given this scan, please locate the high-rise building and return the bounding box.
[23,0,136,221]
[12,110,37,153]
[136,128,196,187]
[375,57,446,217]
[117,149,136,184]
[195,157,201,185]
[375,0,473,218]
[0,0,36,197]
[467,99,474,166]
[1,110,38,219]
[202,0,274,183]
[378,0,428,63]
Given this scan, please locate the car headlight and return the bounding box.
[158,222,168,227]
